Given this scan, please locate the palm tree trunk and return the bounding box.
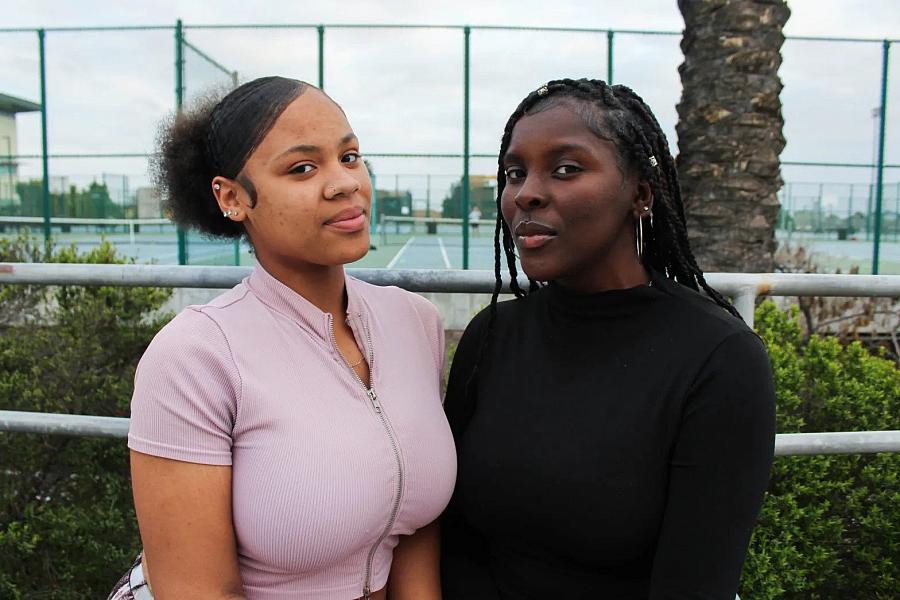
[676,0,790,273]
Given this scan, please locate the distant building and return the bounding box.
[441,175,497,219]
[0,92,42,205]
[375,189,413,221]
[135,186,162,219]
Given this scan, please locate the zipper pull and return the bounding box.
[363,585,371,599]
[367,388,381,413]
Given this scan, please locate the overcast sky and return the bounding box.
[2,0,899,210]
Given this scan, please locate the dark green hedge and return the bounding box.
[0,234,171,599]
[742,302,899,599]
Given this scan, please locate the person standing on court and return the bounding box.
[110,77,455,600]
[440,78,776,599]
[469,205,482,235]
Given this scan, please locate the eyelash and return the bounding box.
[289,152,361,175]
[554,164,581,175]
[504,164,581,180]
[505,167,525,180]
[289,164,315,175]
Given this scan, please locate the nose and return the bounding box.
[324,169,361,200]
[514,175,548,210]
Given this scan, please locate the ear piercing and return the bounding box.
[223,209,238,218]
[214,183,221,191]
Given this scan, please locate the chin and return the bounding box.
[519,258,559,283]
[334,237,371,265]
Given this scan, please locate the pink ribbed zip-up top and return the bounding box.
[128,263,457,599]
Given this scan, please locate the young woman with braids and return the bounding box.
[108,77,455,599]
[439,79,776,599]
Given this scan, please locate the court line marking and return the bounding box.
[437,237,451,268]
[386,236,416,269]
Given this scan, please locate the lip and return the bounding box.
[513,219,558,249]
[325,207,367,233]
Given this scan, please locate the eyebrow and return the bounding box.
[276,133,359,160]
[502,141,596,166]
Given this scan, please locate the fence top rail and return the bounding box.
[0,217,171,226]
[2,410,897,456]
[0,24,893,43]
[1,263,899,299]
[9,151,900,170]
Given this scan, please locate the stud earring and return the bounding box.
[214,183,221,191]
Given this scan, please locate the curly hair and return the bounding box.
[150,76,308,239]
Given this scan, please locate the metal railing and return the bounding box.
[2,410,896,457]
[3,262,899,326]
[0,263,898,456]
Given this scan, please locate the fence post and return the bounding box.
[462,26,471,270]
[785,182,793,235]
[370,172,378,236]
[872,39,890,275]
[894,181,900,242]
[607,30,615,84]
[38,29,51,243]
[175,19,188,265]
[733,288,757,328]
[317,25,325,89]
[426,174,431,217]
[817,182,824,232]
[848,183,854,229]
[867,182,873,240]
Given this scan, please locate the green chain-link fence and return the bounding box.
[0,23,897,271]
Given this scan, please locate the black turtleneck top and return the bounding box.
[440,272,775,600]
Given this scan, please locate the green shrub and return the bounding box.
[741,301,899,599]
[0,234,171,598]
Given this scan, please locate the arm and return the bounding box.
[386,295,449,599]
[438,309,495,597]
[387,520,441,600]
[649,331,776,599]
[127,310,245,598]
[131,451,245,599]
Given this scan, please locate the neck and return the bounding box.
[255,253,348,316]
[557,246,650,294]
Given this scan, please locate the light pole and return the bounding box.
[867,106,879,241]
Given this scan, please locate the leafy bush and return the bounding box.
[741,301,899,599]
[0,234,171,598]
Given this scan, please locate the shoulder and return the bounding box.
[142,285,252,365]
[653,276,753,343]
[349,276,442,325]
[470,293,534,328]
[456,294,533,359]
